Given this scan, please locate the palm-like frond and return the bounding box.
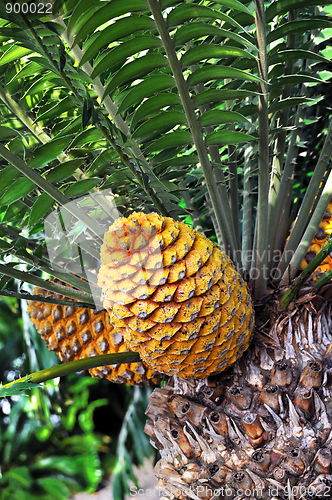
[0,0,331,299]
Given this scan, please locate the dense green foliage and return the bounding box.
[0,0,332,498]
[0,0,331,293]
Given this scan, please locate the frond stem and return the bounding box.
[0,352,141,393]
[253,0,269,297]
[147,0,241,267]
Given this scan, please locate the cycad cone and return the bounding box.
[300,201,332,278]
[28,281,161,385]
[98,212,254,378]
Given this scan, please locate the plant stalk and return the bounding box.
[280,167,332,285]
[0,290,97,309]
[0,264,96,304]
[0,144,105,242]
[228,140,240,252]
[147,0,241,267]
[277,120,332,281]
[18,11,169,218]
[12,248,99,292]
[253,0,269,297]
[267,11,296,260]
[242,144,253,274]
[0,352,141,392]
[51,11,170,217]
[280,237,332,308]
[0,76,117,220]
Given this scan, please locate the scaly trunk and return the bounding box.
[144,295,332,500]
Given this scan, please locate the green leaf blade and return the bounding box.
[145,131,192,153]
[174,22,256,50]
[0,177,35,205]
[193,89,257,107]
[28,193,54,227]
[79,15,156,67]
[117,75,175,114]
[102,54,168,100]
[187,66,264,86]
[63,178,100,198]
[132,111,187,142]
[131,93,182,128]
[90,36,162,79]
[181,45,256,67]
[199,109,251,126]
[167,3,244,30]
[206,130,255,146]
[72,0,149,46]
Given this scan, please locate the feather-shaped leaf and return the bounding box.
[206,130,255,146]
[267,19,332,44]
[157,155,199,168]
[72,0,149,46]
[266,0,332,23]
[45,160,83,182]
[268,49,330,66]
[29,135,74,169]
[269,97,313,112]
[22,73,58,98]
[174,22,256,50]
[0,381,43,398]
[63,178,100,197]
[213,0,252,15]
[70,129,104,148]
[67,0,103,37]
[199,109,250,126]
[117,75,175,114]
[7,61,42,84]
[36,97,75,123]
[0,126,27,143]
[52,0,78,16]
[270,74,327,90]
[0,178,35,205]
[3,201,26,222]
[28,193,54,227]
[167,3,244,30]
[181,45,255,67]
[28,55,59,73]
[145,131,192,153]
[79,15,156,67]
[193,89,257,106]
[132,111,187,142]
[0,166,20,193]
[0,27,32,44]
[0,44,32,66]
[102,54,168,100]
[160,0,183,6]
[90,36,162,79]
[187,66,264,86]
[131,94,181,128]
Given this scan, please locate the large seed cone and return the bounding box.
[28,280,161,385]
[98,212,254,378]
[145,294,332,500]
[300,201,332,279]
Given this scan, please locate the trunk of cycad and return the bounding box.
[144,294,332,500]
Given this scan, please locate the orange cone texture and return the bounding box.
[28,281,161,385]
[301,201,332,279]
[98,212,254,378]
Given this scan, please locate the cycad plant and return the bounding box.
[1,0,332,498]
